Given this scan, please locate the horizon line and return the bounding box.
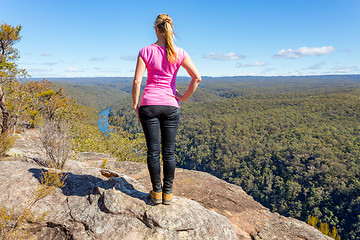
[28,73,360,79]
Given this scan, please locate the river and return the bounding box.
[98,107,111,135]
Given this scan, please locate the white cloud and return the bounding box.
[41,52,52,57]
[120,55,137,61]
[28,68,52,73]
[42,62,58,66]
[203,52,245,61]
[89,57,106,62]
[237,61,267,67]
[307,61,326,70]
[274,46,335,59]
[261,68,276,75]
[93,67,121,73]
[66,67,85,72]
[333,66,358,73]
[19,62,37,66]
[344,49,356,53]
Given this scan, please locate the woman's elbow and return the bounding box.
[195,76,202,84]
[133,78,142,86]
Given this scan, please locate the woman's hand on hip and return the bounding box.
[133,105,140,122]
[175,89,184,101]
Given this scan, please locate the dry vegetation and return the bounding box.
[0,169,66,239]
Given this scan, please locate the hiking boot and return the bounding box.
[162,192,173,205]
[149,190,162,205]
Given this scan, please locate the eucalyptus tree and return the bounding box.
[0,23,27,133]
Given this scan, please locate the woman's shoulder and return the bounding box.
[140,44,185,52]
[139,44,157,59]
[175,46,187,61]
[140,44,156,52]
[174,45,185,52]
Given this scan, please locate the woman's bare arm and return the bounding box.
[176,55,201,102]
[132,55,146,116]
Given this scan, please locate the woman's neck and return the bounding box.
[155,39,166,47]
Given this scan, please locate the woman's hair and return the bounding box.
[154,14,177,63]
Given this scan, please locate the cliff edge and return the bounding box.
[2,129,331,240]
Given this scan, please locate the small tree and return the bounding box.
[39,120,71,170]
[0,23,27,134]
[307,215,341,240]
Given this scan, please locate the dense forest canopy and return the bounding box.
[54,82,129,111]
[109,75,360,240]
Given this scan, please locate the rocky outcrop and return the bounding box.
[106,161,333,240]
[0,160,238,240]
[3,129,332,240]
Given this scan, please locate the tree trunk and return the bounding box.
[0,84,9,134]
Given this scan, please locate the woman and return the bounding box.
[132,14,201,205]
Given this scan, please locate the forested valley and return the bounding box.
[3,21,357,239]
[111,75,360,240]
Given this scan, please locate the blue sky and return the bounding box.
[1,0,359,78]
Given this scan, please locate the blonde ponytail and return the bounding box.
[154,14,178,63]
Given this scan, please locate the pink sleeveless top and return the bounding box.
[139,44,187,107]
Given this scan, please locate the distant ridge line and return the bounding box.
[29,74,360,85]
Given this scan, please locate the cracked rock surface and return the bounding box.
[0,160,238,240]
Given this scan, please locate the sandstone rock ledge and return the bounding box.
[3,129,332,240]
[0,160,238,240]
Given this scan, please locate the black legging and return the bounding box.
[139,105,180,194]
